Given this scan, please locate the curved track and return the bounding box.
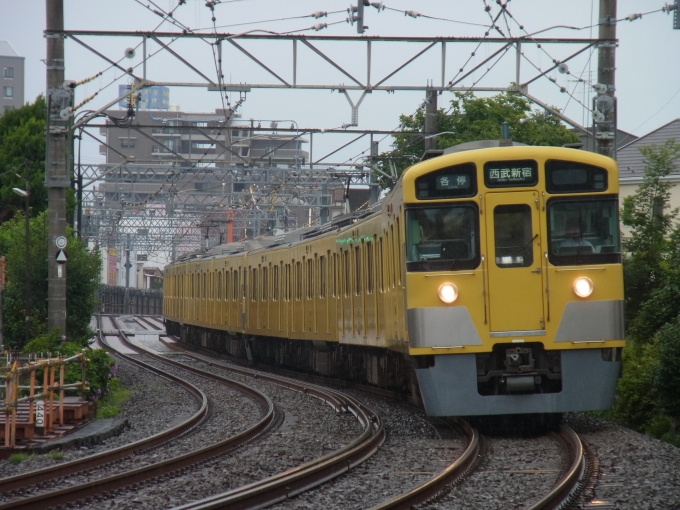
[2,315,386,510]
[149,316,585,510]
[527,425,586,510]
[0,316,275,509]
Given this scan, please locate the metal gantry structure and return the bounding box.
[45,1,629,264]
[79,160,375,258]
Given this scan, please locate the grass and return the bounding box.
[96,386,133,419]
[7,451,65,464]
[46,450,64,460]
[8,453,29,464]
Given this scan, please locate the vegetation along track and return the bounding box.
[0,315,275,509]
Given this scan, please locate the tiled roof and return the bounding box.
[618,119,680,178]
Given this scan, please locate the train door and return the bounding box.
[484,191,545,332]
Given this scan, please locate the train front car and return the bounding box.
[403,145,624,416]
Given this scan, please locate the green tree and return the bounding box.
[621,139,680,332]
[613,139,680,443]
[0,211,101,349]
[376,92,580,187]
[655,319,680,423]
[0,96,48,223]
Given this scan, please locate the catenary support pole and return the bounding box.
[596,0,617,159]
[424,88,438,152]
[46,0,70,334]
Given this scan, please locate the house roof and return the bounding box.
[617,118,680,179]
[0,41,20,57]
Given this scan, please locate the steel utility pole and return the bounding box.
[596,0,617,159]
[46,0,70,334]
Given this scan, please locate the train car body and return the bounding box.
[164,143,624,417]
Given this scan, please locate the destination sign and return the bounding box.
[435,174,470,190]
[484,160,538,187]
[416,163,477,199]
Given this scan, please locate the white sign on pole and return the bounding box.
[35,400,45,428]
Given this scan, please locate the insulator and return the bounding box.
[626,13,642,21]
[312,11,327,18]
[405,10,420,18]
[312,23,327,31]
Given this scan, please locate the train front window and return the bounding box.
[406,204,480,272]
[493,204,533,268]
[547,197,621,265]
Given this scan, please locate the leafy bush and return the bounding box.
[613,343,658,431]
[21,329,116,400]
[655,318,680,420]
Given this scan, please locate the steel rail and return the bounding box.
[173,389,384,510]
[526,425,584,510]
[0,318,276,510]
[121,318,349,413]
[368,418,479,510]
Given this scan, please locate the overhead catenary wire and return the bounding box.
[77,0,672,247]
[191,10,347,32]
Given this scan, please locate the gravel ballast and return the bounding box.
[4,328,680,509]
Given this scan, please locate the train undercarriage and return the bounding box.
[166,320,421,403]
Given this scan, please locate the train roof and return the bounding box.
[173,208,381,263]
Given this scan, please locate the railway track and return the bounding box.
[1,315,591,509]
[0,317,276,509]
[1,316,386,509]
[141,316,591,510]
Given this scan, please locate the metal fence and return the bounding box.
[97,285,163,316]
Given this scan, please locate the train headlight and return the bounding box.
[438,283,458,304]
[573,277,594,298]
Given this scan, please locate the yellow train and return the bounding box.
[163,141,624,417]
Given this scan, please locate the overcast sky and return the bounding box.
[2,0,679,166]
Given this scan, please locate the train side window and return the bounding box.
[493,204,534,268]
[330,253,336,297]
[307,258,313,299]
[273,265,279,301]
[262,266,268,301]
[286,264,291,301]
[217,272,221,300]
[378,237,384,292]
[355,245,362,295]
[396,217,402,285]
[320,255,326,298]
[344,251,350,297]
[296,261,302,301]
[366,241,374,294]
[252,268,258,302]
[225,271,230,300]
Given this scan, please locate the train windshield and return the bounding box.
[547,197,621,265]
[405,204,480,271]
